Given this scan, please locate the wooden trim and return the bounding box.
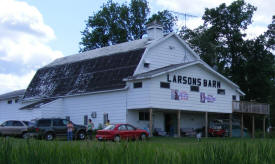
[149,108,153,137]
[205,112,208,138]
[229,113,232,137]
[241,113,244,138]
[263,116,266,138]
[232,101,269,115]
[177,110,181,137]
[252,115,255,138]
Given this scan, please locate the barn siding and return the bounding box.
[0,99,42,123]
[135,36,197,75]
[149,64,240,113]
[62,91,127,128]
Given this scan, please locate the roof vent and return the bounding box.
[146,20,163,40]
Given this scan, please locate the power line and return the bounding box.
[170,11,198,30]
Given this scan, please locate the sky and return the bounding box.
[0,0,274,94]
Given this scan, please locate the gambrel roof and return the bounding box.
[0,89,25,100]
[23,32,243,100]
[24,48,145,99]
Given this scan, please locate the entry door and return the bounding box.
[165,114,177,135]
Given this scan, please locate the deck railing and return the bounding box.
[232,101,270,115]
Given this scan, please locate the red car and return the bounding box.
[96,124,149,142]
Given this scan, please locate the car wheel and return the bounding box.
[45,133,54,141]
[140,133,147,141]
[22,132,29,139]
[114,135,120,142]
[78,131,86,140]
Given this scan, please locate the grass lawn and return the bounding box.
[1,137,274,164]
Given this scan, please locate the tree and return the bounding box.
[79,0,177,52]
[80,1,131,51]
[147,10,177,34]
[181,0,275,103]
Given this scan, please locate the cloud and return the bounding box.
[0,0,63,94]
[0,71,35,94]
[150,0,274,37]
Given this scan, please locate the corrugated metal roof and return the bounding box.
[0,89,25,100]
[46,38,149,67]
[24,48,145,99]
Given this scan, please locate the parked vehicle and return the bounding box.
[96,124,149,142]
[29,118,87,141]
[208,120,226,137]
[0,120,35,138]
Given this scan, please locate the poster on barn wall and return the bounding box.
[200,92,216,103]
[200,92,205,103]
[171,89,188,101]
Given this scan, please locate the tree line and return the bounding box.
[80,0,275,125]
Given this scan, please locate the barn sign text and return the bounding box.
[167,74,221,88]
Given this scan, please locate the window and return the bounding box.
[84,115,88,125]
[23,121,35,127]
[118,125,127,131]
[139,112,149,121]
[127,125,136,131]
[53,119,66,126]
[160,82,170,89]
[7,100,12,104]
[190,86,199,92]
[217,89,225,95]
[133,82,142,88]
[2,121,13,126]
[232,95,236,101]
[144,62,150,68]
[103,125,115,130]
[103,113,108,125]
[15,99,19,103]
[13,121,23,126]
[91,112,97,118]
[37,119,51,127]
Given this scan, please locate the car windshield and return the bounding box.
[23,121,35,126]
[103,125,115,130]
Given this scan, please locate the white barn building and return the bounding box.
[0,23,269,137]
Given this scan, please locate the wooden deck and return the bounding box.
[232,101,270,115]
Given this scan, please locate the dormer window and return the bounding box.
[133,82,142,88]
[144,62,150,68]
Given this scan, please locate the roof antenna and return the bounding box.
[170,11,198,63]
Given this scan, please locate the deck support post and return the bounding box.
[177,110,181,137]
[252,115,255,138]
[205,112,208,138]
[229,113,232,137]
[241,113,244,138]
[149,108,153,137]
[263,116,266,138]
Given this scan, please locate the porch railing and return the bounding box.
[232,101,270,115]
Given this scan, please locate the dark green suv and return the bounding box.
[30,118,87,141]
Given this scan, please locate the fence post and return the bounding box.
[205,112,208,138]
[149,108,153,137]
[177,110,181,137]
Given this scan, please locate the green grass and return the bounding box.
[1,137,275,164]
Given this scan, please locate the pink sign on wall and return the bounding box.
[171,89,188,101]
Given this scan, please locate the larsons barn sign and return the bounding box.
[167,74,221,88]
